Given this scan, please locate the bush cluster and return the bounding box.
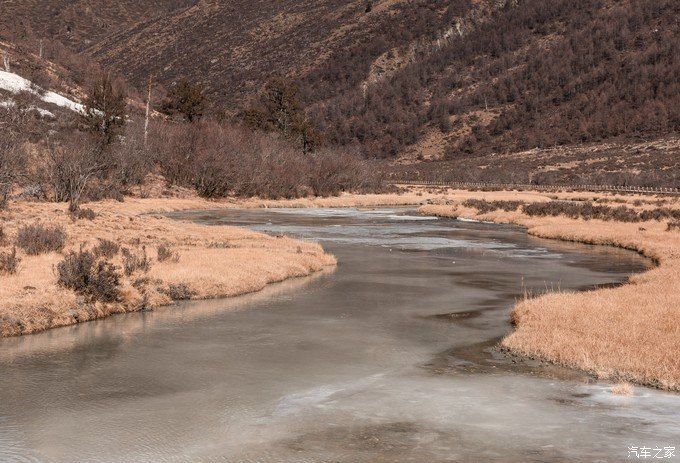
[461,199,680,224]
[121,246,152,276]
[521,202,641,222]
[93,238,120,259]
[56,248,121,302]
[15,224,67,255]
[156,244,179,263]
[462,199,523,214]
[150,121,385,199]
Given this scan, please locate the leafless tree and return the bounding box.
[0,108,28,208]
[46,133,110,212]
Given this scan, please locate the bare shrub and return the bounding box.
[122,246,152,276]
[45,132,110,212]
[462,199,524,214]
[160,283,195,300]
[0,107,28,208]
[110,121,154,188]
[639,208,680,222]
[0,225,6,245]
[92,238,120,258]
[307,148,383,196]
[15,223,67,255]
[667,221,680,232]
[522,201,640,222]
[0,247,20,275]
[70,207,97,221]
[151,120,383,199]
[156,244,179,263]
[57,248,121,302]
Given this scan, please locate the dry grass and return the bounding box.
[611,382,634,396]
[420,191,680,391]
[0,198,336,337]
[3,187,678,391]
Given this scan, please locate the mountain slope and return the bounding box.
[1,0,678,164]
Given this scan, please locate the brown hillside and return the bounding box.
[2,0,678,170]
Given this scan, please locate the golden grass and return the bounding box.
[420,191,680,391]
[2,188,678,391]
[611,382,635,396]
[0,198,336,337]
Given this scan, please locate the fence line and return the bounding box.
[389,180,680,196]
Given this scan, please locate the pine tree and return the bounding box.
[81,73,127,145]
[160,79,206,122]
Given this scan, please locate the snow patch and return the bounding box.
[0,70,85,113]
[0,100,55,118]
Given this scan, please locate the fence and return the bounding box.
[389,180,680,196]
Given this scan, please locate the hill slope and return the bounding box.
[2,0,678,165]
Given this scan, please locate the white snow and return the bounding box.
[0,100,55,118]
[0,70,86,113]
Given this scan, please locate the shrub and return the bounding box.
[70,207,97,221]
[462,199,524,214]
[160,283,195,300]
[0,225,6,245]
[15,223,67,255]
[0,247,20,274]
[57,248,121,302]
[93,238,120,258]
[150,120,384,200]
[122,246,152,276]
[667,221,680,232]
[521,201,641,222]
[156,244,179,263]
[639,208,680,222]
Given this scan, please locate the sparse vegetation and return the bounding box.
[521,202,641,223]
[0,247,20,275]
[461,198,680,224]
[462,199,523,214]
[70,207,97,221]
[15,223,67,255]
[93,238,120,258]
[611,382,634,396]
[156,244,178,263]
[56,248,121,302]
[121,246,152,276]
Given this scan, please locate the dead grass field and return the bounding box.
[419,190,680,391]
[0,198,336,337]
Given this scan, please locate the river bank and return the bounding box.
[2,189,678,393]
[0,199,336,337]
[418,191,679,391]
[3,206,670,462]
[230,187,679,390]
